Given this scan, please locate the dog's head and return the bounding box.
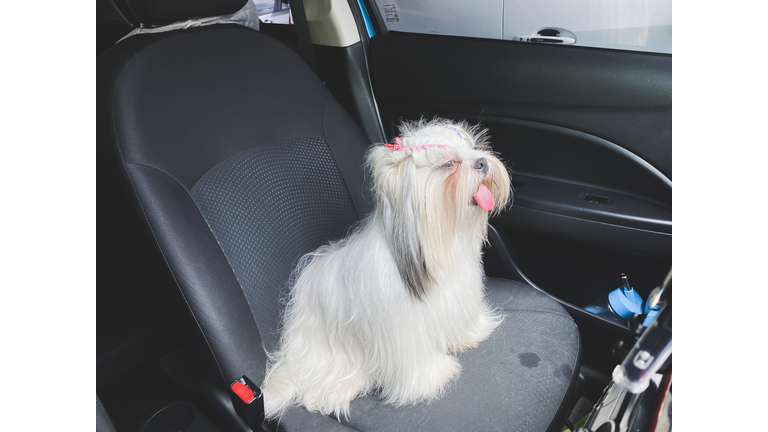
[367,119,512,299]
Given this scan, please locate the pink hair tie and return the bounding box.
[384,136,404,150]
[384,138,453,152]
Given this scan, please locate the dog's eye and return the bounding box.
[441,160,458,169]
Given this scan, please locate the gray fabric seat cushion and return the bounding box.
[278,277,580,432]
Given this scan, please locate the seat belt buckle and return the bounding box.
[230,375,264,430]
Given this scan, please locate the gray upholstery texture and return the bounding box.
[190,136,358,352]
[276,278,580,432]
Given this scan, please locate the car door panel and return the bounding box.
[367,31,672,370]
[392,112,671,253]
[391,109,672,306]
[368,32,671,177]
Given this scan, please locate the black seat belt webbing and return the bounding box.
[289,0,319,75]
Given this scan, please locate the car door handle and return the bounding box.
[513,28,576,45]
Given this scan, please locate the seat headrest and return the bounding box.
[126,0,248,26]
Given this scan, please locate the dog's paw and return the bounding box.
[413,354,461,400]
[433,354,462,386]
[450,309,503,353]
[301,378,364,420]
[379,351,462,407]
[448,339,479,354]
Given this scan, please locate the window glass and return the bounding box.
[376,0,503,39]
[256,0,292,24]
[372,0,671,54]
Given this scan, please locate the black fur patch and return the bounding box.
[381,194,431,301]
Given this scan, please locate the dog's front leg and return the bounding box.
[449,305,503,354]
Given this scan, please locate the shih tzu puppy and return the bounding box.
[261,119,512,420]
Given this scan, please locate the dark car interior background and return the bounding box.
[97,0,671,431]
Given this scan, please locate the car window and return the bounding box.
[256,0,292,24]
[372,0,671,54]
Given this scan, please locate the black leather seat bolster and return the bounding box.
[125,162,268,385]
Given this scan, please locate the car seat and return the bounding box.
[96,1,581,430]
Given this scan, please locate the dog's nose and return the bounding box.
[473,157,488,174]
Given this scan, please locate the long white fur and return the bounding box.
[261,119,512,420]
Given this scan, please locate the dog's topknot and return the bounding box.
[395,117,491,151]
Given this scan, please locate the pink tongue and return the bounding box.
[473,183,495,211]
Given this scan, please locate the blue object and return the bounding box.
[607,286,643,318]
[356,0,376,38]
[642,296,662,326]
[642,308,659,326]
[584,299,625,324]
[584,275,644,325]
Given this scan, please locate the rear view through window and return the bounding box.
[256,0,292,24]
[372,0,671,54]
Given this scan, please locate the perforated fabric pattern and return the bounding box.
[190,137,358,352]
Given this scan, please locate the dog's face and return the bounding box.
[369,120,511,224]
[367,120,511,299]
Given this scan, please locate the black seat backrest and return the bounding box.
[97,6,374,386]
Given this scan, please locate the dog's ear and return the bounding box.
[367,145,409,210]
[367,145,431,301]
[379,181,431,302]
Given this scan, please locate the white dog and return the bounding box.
[261,119,512,420]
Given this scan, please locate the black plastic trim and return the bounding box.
[315,43,384,144]
[488,224,636,337]
[513,177,671,234]
[342,0,386,142]
[369,32,672,179]
[496,205,671,259]
[370,32,672,107]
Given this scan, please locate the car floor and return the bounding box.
[98,356,199,432]
[97,266,199,432]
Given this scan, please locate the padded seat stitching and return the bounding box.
[126,161,191,191]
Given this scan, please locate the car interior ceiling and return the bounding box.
[96,0,670,431]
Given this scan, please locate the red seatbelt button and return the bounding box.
[231,381,256,404]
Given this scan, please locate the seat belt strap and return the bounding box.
[289,0,319,75]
